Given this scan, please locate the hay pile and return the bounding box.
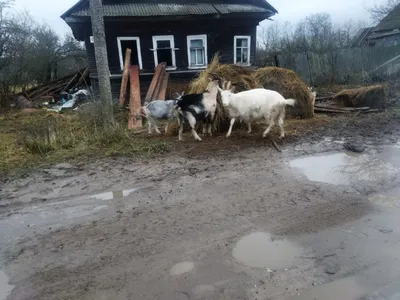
[252,68,314,118]
[188,55,314,120]
[334,85,388,109]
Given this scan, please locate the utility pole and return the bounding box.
[89,0,114,125]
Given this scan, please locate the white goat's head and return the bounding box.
[217,85,235,107]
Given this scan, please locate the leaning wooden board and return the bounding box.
[128,65,142,129]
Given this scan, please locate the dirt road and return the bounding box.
[1,113,400,300]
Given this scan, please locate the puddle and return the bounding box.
[232,232,302,269]
[0,270,14,300]
[90,188,138,200]
[379,145,400,168]
[286,277,366,300]
[289,150,398,185]
[170,261,195,276]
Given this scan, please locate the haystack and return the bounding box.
[334,85,388,109]
[188,55,259,94]
[253,67,314,118]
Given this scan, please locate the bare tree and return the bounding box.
[0,0,87,110]
[89,0,114,125]
[367,0,400,23]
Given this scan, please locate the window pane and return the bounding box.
[157,49,173,66]
[197,49,204,65]
[236,48,242,63]
[242,50,248,63]
[157,40,170,49]
[237,38,248,47]
[190,39,203,48]
[190,49,196,66]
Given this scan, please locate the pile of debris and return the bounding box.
[13,67,90,109]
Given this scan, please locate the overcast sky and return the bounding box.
[11,0,384,36]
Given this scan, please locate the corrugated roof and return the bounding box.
[349,27,373,47]
[374,3,400,32]
[70,3,269,17]
[213,4,268,14]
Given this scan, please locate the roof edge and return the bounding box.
[61,0,87,19]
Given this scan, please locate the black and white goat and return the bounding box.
[174,79,219,141]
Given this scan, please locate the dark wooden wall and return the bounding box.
[84,18,258,77]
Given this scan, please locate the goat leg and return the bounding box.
[226,118,236,138]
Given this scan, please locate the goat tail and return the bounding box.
[283,98,296,107]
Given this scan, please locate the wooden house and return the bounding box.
[351,3,400,48]
[61,0,278,99]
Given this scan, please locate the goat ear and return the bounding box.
[217,86,223,93]
[208,78,213,82]
[230,86,235,93]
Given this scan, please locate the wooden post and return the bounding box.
[89,0,114,125]
[128,65,142,129]
[119,48,131,106]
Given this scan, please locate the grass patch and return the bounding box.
[0,104,170,176]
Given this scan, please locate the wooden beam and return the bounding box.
[119,48,131,106]
[76,67,90,88]
[314,105,371,112]
[144,62,166,104]
[128,65,142,129]
[64,73,80,91]
[314,107,352,114]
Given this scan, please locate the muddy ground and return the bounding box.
[2,112,400,300]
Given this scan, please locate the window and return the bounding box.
[117,37,143,70]
[152,35,176,69]
[234,36,251,65]
[187,35,207,68]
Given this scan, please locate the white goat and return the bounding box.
[218,87,296,138]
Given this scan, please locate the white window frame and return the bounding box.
[234,35,251,66]
[151,35,177,70]
[117,37,143,70]
[187,34,208,69]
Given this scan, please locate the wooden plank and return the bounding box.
[119,48,131,106]
[144,62,165,104]
[154,72,169,100]
[76,67,90,88]
[315,96,333,101]
[363,109,380,113]
[64,73,80,91]
[314,105,371,112]
[128,65,142,129]
[314,107,352,114]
